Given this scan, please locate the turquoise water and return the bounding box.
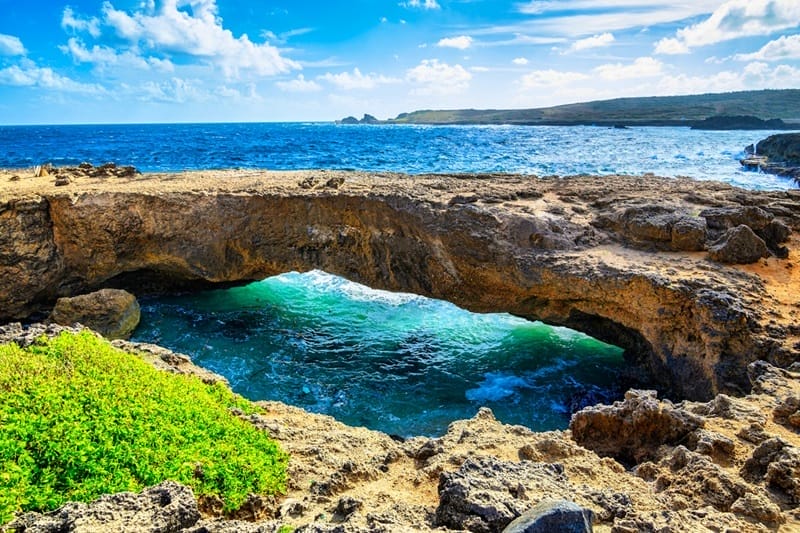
[132,271,626,437]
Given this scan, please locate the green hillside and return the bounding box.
[388,89,800,126]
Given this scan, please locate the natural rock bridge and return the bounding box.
[1,169,798,400]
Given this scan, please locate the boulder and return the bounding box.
[707,225,769,264]
[502,500,593,533]
[50,288,141,339]
[5,481,200,532]
[569,390,703,466]
[670,217,707,252]
[435,456,572,532]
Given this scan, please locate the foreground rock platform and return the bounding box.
[3,323,800,532]
[1,168,799,400]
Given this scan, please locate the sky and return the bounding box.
[0,0,799,124]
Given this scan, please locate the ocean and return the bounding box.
[3,122,793,436]
[0,122,794,190]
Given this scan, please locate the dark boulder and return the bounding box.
[707,225,769,264]
[502,500,593,533]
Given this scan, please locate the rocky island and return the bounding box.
[1,166,800,531]
[743,133,800,184]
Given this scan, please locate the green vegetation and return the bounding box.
[388,89,800,126]
[0,331,288,524]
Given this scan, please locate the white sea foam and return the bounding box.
[465,372,533,403]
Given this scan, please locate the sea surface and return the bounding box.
[0,122,794,190]
[132,271,626,437]
[5,122,793,436]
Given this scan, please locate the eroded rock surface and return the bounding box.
[50,288,140,339]
[1,170,798,400]
[3,324,800,532]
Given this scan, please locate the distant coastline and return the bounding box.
[339,89,800,130]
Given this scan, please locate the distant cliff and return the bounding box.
[371,89,800,128]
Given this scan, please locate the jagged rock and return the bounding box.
[701,206,774,232]
[741,437,800,503]
[707,224,769,264]
[689,429,735,458]
[774,395,800,428]
[730,493,784,525]
[670,217,707,251]
[54,176,70,186]
[569,390,703,465]
[50,288,140,340]
[435,456,572,532]
[5,481,200,532]
[502,500,593,533]
[333,496,363,522]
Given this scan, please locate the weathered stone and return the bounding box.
[670,217,707,251]
[50,288,140,339]
[707,224,769,264]
[435,456,572,532]
[54,176,70,186]
[502,500,593,533]
[5,481,200,532]
[569,390,703,465]
[700,206,774,232]
[730,493,784,525]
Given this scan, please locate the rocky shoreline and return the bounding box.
[2,322,800,532]
[1,167,799,531]
[742,133,800,184]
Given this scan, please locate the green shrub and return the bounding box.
[0,331,288,523]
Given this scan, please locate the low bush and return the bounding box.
[0,330,288,523]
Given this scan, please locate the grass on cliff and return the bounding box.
[0,330,288,524]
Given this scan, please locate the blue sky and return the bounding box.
[0,0,798,124]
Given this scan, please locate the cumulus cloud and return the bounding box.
[0,59,105,94]
[734,34,800,61]
[593,57,663,80]
[60,38,174,72]
[406,59,472,95]
[519,69,589,88]
[437,36,473,49]
[275,74,322,92]
[567,32,615,53]
[655,0,800,54]
[657,62,800,94]
[512,57,529,65]
[99,0,299,78]
[62,7,102,38]
[319,68,399,90]
[0,33,26,56]
[400,0,440,9]
[137,77,208,103]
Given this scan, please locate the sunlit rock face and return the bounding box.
[0,170,798,400]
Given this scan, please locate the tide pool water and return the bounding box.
[132,271,626,437]
[0,123,793,190]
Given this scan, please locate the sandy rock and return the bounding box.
[670,216,707,251]
[502,500,593,533]
[569,390,703,465]
[435,456,572,532]
[707,224,769,264]
[5,481,199,533]
[50,288,140,339]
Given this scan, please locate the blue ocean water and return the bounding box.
[132,271,626,437]
[0,122,794,190]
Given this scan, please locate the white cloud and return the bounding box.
[734,34,800,61]
[60,38,174,72]
[519,69,589,88]
[99,0,299,78]
[276,74,322,92]
[0,60,105,94]
[567,32,615,53]
[509,1,723,36]
[319,68,400,90]
[137,77,208,103]
[438,35,473,50]
[0,34,26,56]
[653,38,690,55]
[406,59,472,95]
[593,57,664,80]
[62,7,101,38]
[655,0,800,54]
[400,0,440,9]
[656,62,800,94]
[512,57,529,65]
